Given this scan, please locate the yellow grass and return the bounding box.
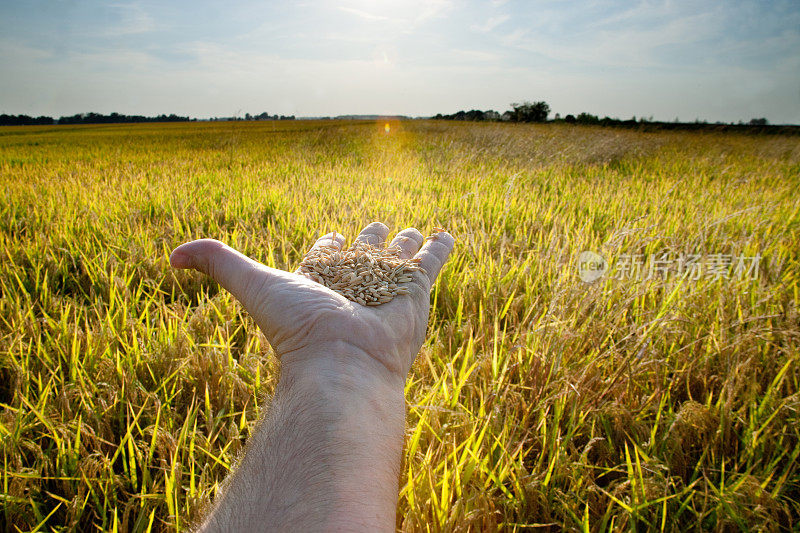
[1,120,798,531]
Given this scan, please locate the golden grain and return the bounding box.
[297,238,422,305]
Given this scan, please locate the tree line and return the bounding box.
[432,101,796,133]
[1,103,791,133]
[435,101,775,126]
[0,112,190,126]
[0,111,298,126]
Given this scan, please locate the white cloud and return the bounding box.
[471,15,510,33]
[409,0,453,26]
[0,39,54,64]
[337,6,389,21]
[451,48,500,62]
[334,0,452,29]
[106,2,155,35]
[499,9,725,69]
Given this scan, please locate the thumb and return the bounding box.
[170,238,264,306]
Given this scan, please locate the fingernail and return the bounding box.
[170,250,192,269]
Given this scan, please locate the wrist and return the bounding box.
[277,340,407,453]
[279,339,407,394]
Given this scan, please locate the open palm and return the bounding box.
[170,222,455,382]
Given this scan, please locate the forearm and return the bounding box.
[199,344,406,532]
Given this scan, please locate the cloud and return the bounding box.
[106,2,155,35]
[471,14,510,33]
[335,0,452,28]
[337,6,389,21]
[451,48,500,62]
[498,7,727,70]
[0,39,54,65]
[409,0,453,26]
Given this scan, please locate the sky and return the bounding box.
[1,0,798,123]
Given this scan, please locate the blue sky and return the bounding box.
[1,0,798,123]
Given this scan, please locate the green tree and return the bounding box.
[510,101,550,122]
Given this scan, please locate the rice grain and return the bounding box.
[297,238,424,306]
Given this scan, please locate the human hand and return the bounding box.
[170,222,455,386]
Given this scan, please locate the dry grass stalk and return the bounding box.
[297,238,422,305]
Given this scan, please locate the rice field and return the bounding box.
[1,119,799,531]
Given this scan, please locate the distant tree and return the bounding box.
[510,101,550,122]
[434,109,501,121]
[575,112,599,125]
[464,110,485,121]
[0,114,55,125]
[56,112,189,124]
[749,117,768,126]
[564,114,576,124]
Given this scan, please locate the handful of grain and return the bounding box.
[297,239,422,306]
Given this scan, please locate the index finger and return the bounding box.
[354,221,390,247]
[413,230,455,286]
[307,232,346,254]
[296,232,345,273]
